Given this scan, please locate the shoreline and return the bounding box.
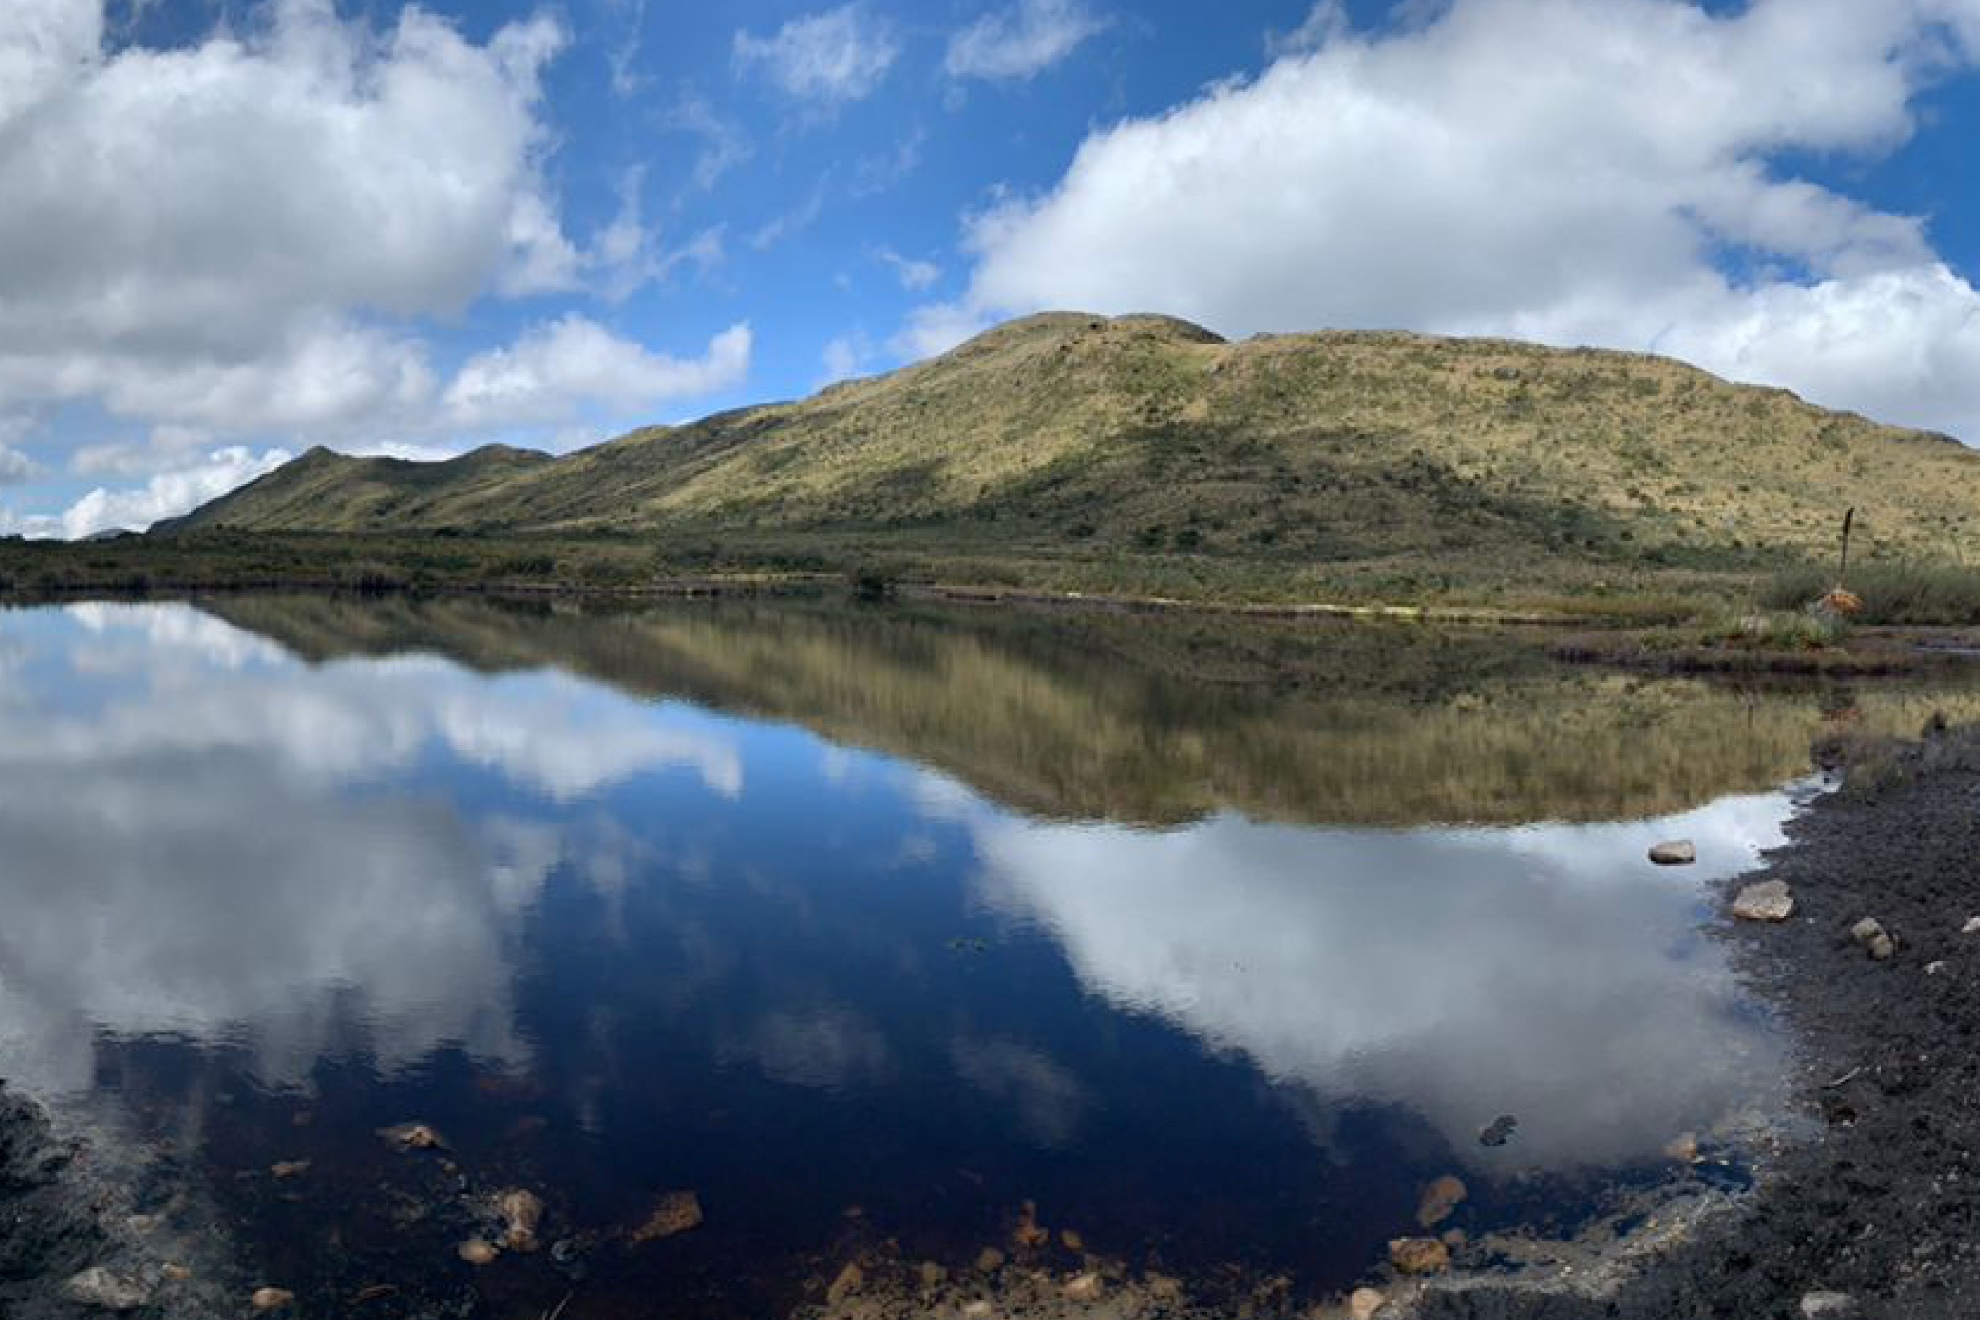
[1403,724,1980,1320]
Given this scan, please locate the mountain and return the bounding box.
[157,312,1980,575]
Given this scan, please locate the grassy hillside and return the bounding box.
[143,313,1980,604]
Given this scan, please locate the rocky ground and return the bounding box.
[0,1082,239,1320]
[1407,722,1980,1320]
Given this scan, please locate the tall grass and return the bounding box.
[1764,562,1980,625]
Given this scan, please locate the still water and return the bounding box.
[0,596,1952,1316]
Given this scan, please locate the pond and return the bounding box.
[0,596,1962,1317]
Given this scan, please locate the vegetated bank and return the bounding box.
[5,311,1972,624]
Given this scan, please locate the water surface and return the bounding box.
[0,596,1954,1316]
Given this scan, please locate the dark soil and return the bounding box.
[1421,724,1980,1320]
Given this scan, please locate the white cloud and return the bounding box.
[819,331,876,385]
[0,2,573,419]
[444,316,752,429]
[946,0,1109,82]
[913,0,1980,439]
[56,446,292,539]
[733,5,898,107]
[877,247,941,291]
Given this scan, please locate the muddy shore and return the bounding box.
[1415,724,1980,1320]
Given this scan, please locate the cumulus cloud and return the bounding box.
[913,0,1980,439]
[946,0,1109,81]
[733,5,898,106]
[0,3,757,536]
[444,316,751,430]
[51,447,292,539]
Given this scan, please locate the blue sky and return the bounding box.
[1,0,1978,535]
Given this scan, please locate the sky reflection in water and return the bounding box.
[0,600,1801,1304]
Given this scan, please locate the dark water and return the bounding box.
[0,596,1954,1316]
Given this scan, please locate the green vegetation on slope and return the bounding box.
[156,313,1980,591]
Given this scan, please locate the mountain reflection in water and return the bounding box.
[0,595,1946,1313]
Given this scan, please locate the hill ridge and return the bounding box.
[158,312,1980,577]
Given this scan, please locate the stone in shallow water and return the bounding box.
[1478,1114,1518,1146]
[1800,1291,1857,1317]
[1416,1175,1467,1228]
[1732,880,1795,922]
[65,1266,151,1312]
[251,1287,295,1311]
[1350,1288,1388,1320]
[1649,840,1697,865]
[631,1189,703,1243]
[1388,1237,1451,1275]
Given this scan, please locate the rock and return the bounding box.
[1649,840,1696,866]
[1147,1273,1184,1301]
[1350,1288,1388,1320]
[1063,1272,1103,1302]
[65,1266,151,1311]
[1733,880,1795,922]
[270,1160,310,1179]
[962,1303,993,1318]
[976,1247,1007,1273]
[1061,1228,1085,1251]
[378,1122,446,1151]
[1665,1132,1700,1163]
[1416,1175,1467,1228]
[458,1239,499,1265]
[919,1261,948,1288]
[162,1264,192,1282]
[1441,1229,1467,1247]
[1388,1237,1451,1276]
[496,1188,545,1252]
[1800,1292,1857,1317]
[251,1287,296,1311]
[1478,1114,1518,1147]
[1928,961,1948,976]
[827,1262,864,1306]
[1012,1200,1050,1249]
[1852,917,1896,959]
[631,1189,703,1243]
[1963,917,1980,936]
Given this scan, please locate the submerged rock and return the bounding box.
[496,1188,545,1252]
[1350,1287,1388,1320]
[269,1160,310,1179]
[632,1189,703,1243]
[1012,1199,1050,1249]
[1063,1271,1104,1302]
[64,1266,151,1312]
[250,1286,296,1311]
[1478,1114,1518,1147]
[1665,1132,1701,1163]
[827,1262,864,1305]
[457,1238,499,1266]
[1800,1291,1858,1317]
[1416,1175,1467,1228]
[1389,1237,1452,1276]
[378,1122,447,1152]
[1649,840,1697,866]
[976,1247,1006,1273]
[1733,880,1795,922]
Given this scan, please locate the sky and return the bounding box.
[0,0,1978,538]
